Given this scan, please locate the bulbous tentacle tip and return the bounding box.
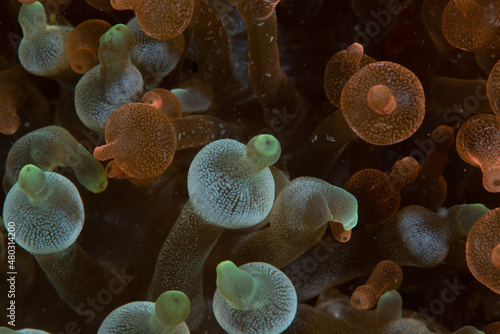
[142,90,162,108]
[216,260,256,310]
[18,164,46,198]
[101,24,135,53]
[142,88,182,118]
[71,47,98,74]
[350,285,376,310]
[0,112,21,135]
[104,160,128,179]
[217,260,238,274]
[19,1,46,25]
[376,290,402,311]
[329,221,352,242]
[454,203,490,235]
[344,212,358,230]
[492,244,500,269]
[246,134,281,169]
[87,176,108,194]
[347,42,364,54]
[155,290,191,327]
[483,169,500,193]
[367,84,396,115]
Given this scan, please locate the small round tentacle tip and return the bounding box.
[101,24,135,52]
[329,221,352,243]
[93,143,115,162]
[18,164,48,201]
[88,174,108,193]
[351,285,377,310]
[70,47,97,74]
[18,2,46,31]
[245,134,282,169]
[142,88,182,118]
[104,160,128,179]
[367,84,396,115]
[344,42,364,61]
[170,79,213,113]
[0,112,21,135]
[216,261,256,310]
[155,291,191,327]
[97,290,191,333]
[491,244,500,269]
[482,168,500,193]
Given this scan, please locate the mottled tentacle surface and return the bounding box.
[4,125,107,194]
[232,176,358,268]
